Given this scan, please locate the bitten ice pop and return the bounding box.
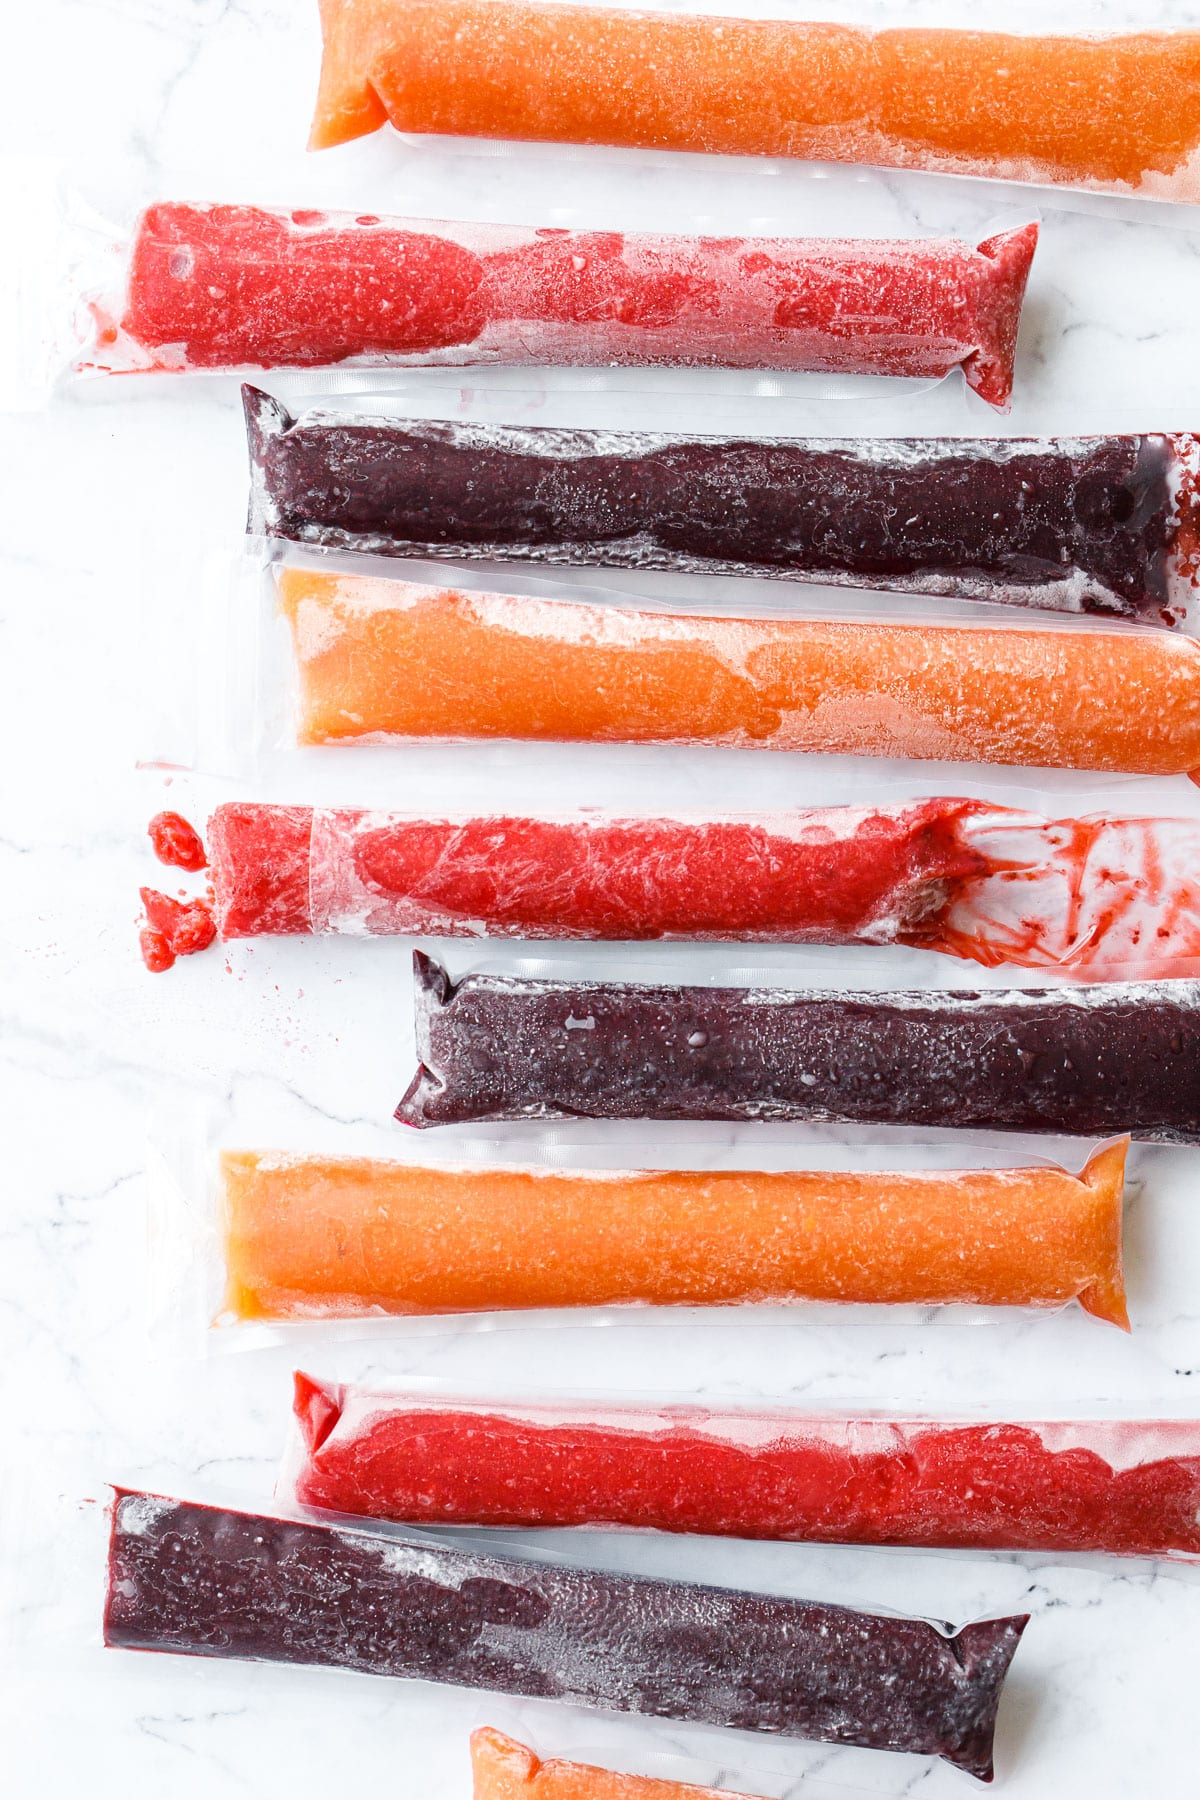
[87,203,1035,405]
[311,0,1200,202]
[105,1491,1028,1779]
[276,568,1200,771]
[220,1141,1128,1326]
[250,396,1200,624]
[399,953,1200,1141]
[471,1729,766,1800]
[140,802,1200,984]
[291,1384,1200,1558]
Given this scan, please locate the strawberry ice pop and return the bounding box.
[398,953,1200,1139]
[105,1491,1027,1779]
[311,1,1200,203]
[220,1141,1128,1326]
[249,396,1200,624]
[139,802,1200,984]
[290,1383,1200,1558]
[276,569,1200,769]
[470,1730,757,1800]
[88,203,1035,405]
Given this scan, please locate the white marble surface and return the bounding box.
[7,1,1200,1794]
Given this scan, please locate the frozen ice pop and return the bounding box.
[90,203,1034,405]
[470,1729,764,1800]
[399,952,1200,1140]
[219,1141,1129,1326]
[275,568,1200,771]
[250,395,1200,624]
[140,802,1200,985]
[310,1,1200,203]
[104,1491,1028,1778]
[292,1385,1200,1558]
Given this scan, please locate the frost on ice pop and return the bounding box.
[398,953,1200,1141]
[219,1141,1128,1325]
[311,0,1200,202]
[142,801,1200,985]
[249,396,1200,624]
[470,1728,765,1800]
[104,1491,1027,1779]
[292,1384,1200,1559]
[88,202,1035,404]
[276,568,1200,770]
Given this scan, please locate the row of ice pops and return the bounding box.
[250,397,1200,628]
[105,1492,1025,1783]
[86,203,1036,407]
[311,0,1200,203]
[140,798,1200,981]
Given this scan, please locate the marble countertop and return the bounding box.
[6,1,1200,1795]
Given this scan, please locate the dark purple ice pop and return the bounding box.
[244,389,1197,624]
[398,952,1200,1139]
[104,1491,1027,1780]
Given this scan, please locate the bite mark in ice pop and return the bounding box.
[310,1,1200,202]
[95,203,1034,404]
[398,953,1200,1141]
[220,1140,1128,1326]
[250,397,1198,624]
[104,1490,1028,1778]
[292,1383,1200,1557]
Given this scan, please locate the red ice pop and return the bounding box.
[289,1381,1200,1560]
[85,203,1035,406]
[139,800,1200,983]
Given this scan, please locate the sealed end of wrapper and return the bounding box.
[966,222,1038,411]
[244,385,293,536]
[1077,1137,1131,1331]
[946,1614,1030,1783]
[311,0,391,149]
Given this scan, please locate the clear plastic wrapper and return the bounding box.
[103,1487,1028,1780]
[246,392,1200,624]
[136,797,1200,984]
[399,951,1200,1141]
[212,1137,1127,1329]
[310,1,1200,204]
[76,201,1035,406]
[284,1379,1200,1561]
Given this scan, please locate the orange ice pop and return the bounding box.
[471,1729,758,1800]
[277,567,1200,776]
[311,1,1200,200]
[218,1140,1129,1327]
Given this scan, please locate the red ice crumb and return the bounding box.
[138,887,216,972]
[148,810,207,871]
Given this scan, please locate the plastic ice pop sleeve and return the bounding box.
[397,952,1200,1142]
[310,1,1200,205]
[248,395,1199,625]
[85,202,1034,405]
[103,1491,1028,1779]
[471,1728,767,1800]
[273,567,1200,770]
[138,802,1200,985]
[288,1385,1200,1559]
[218,1140,1128,1327]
